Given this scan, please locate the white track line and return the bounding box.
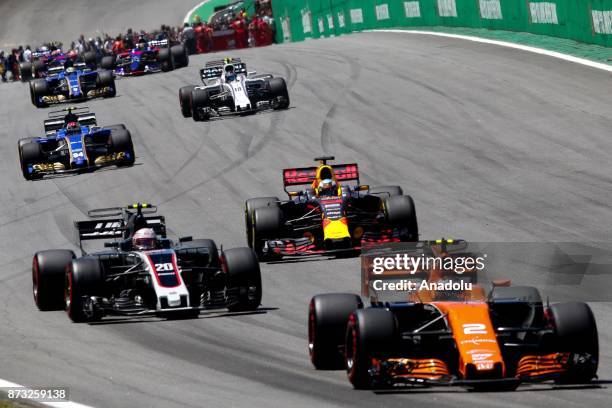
[0,378,95,408]
[367,29,612,73]
[183,0,213,24]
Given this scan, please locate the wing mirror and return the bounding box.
[247,70,257,76]
[104,242,119,248]
[357,185,369,191]
[288,191,301,197]
[179,236,193,243]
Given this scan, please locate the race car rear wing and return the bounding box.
[75,216,166,241]
[282,163,359,190]
[44,112,97,133]
[74,203,166,253]
[200,58,247,82]
[148,39,169,48]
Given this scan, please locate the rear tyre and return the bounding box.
[179,85,196,118]
[550,302,598,383]
[19,62,32,82]
[191,89,210,121]
[80,51,96,66]
[159,48,174,72]
[267,77,289,109]
[170,44,189,68]
[346,308,396,389]
[223,248,262,312]
[109,129,135,166]
[32,60,46,78]
[19,142,44,180]
[66,258,103,323]
[309,294,363,370]
[383,195,418,241]
[245,197,279,248]
[30,79,49,108]
[100,55,116,70]
[251,206,282,260]
[96,70,116,97]
[369,185,403,197]
[32,250,75,311]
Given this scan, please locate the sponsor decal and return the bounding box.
[404,1,421,18]
[318,16,324,34]
[592,10,612,34]
[327,14,334,29]
[479,0,503,20]
[350,8,364,24]
[338,12,345,28]
[376,4,390,21]
[438,0,457,17]
[302,9,312,34]
[529,2,558,24]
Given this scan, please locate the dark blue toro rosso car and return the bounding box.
[100,39,188,76]
[18,107,135,180]
[29,62,116,108]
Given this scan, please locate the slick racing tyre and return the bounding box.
[309,294,363,370]
[550,302,598,384]
[109,129,135,166]
[66,258,103,323]
[100,55,116,70]
[170,44,189,68]
[80,51,96,66]
[245,197,279,248]
[30,79,49,108]
[369,185,403,197]
[267,77,289,110]
[191,89,211,121]
[96,70,116,97]
[383,195,418,242]
[158,48,174,72]
[223,248,262,312]
[32,250,76,311]
[346,308,397,389]
[32,60,46,78]
[179,85,197,118]
[19,142,44,180]
[251,206,282,260]
[19,62,32,82]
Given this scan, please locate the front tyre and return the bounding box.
[32,250,75,310]
[223,248,262,312]
[179,85,196,118]
[66,258,103,323]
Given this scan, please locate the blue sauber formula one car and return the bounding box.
[29,61,116,108]
[18,107,135,180]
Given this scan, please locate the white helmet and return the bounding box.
[132,228,157,250]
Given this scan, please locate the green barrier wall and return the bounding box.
[271,0,612,46]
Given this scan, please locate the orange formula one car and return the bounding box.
[308,240,598,390]
[245,156,418,260]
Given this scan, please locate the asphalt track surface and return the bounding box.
[1,2,612,407]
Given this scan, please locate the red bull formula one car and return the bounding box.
[244,156,418,260]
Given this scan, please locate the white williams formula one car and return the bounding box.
[178,57,290,121]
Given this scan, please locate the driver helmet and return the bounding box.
[224,64,236,82]
[132,228,157,250]
[65,121,80,134]
[318,178,337,197]
[137,37,147,50]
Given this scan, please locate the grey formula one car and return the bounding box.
[32,203,262,322]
